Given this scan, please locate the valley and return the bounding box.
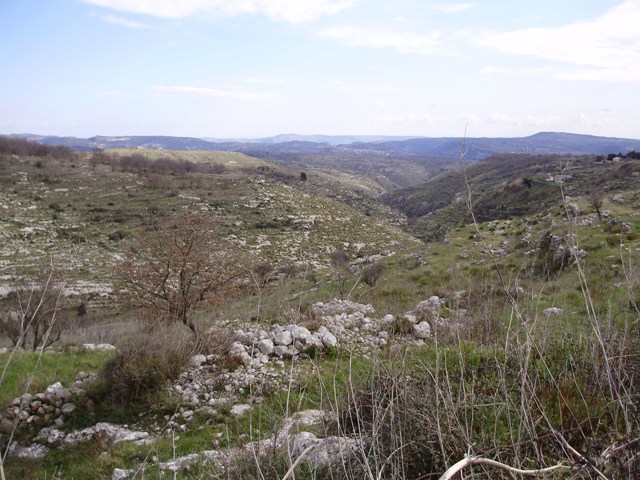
[0,135,639,479]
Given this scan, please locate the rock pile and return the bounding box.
[2,297,466,474]
[0,372,96,436]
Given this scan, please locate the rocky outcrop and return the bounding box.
[110,408,360,479]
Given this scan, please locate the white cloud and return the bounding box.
[430,3,473,14]
[92,13,150,28]
[151,85,263,100]
[318,26,441,53]
[478,0,640,82]
[81,0,359,23]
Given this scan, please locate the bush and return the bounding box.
[101,332,192,406]
[361,261,383,287]
[100,328,235,406]
[48,202,64,212]
[388,315,413,336]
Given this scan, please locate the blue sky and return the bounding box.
[1,0,639,138]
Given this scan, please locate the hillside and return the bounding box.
[0,147,416,307]
[383,153,640,240]
[1,137,639,479]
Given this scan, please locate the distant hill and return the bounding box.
[346,132,640,160]
[205,134,420,145]
[8,132,639,158]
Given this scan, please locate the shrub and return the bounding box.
[361,261,383,287]
[48,202,64,212]
[102,332,192,406]
[388,315,413,336]
[100,327,235,406]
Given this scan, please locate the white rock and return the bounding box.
[229,341,247,356]
[381,314,395,324]
[189,354,207,367]
[303,335,323,348]
[274,345,298,358]
[403,313,417,324]
[7,442,49,459]
[61,403,76,415]
[320,331,338,348]
[45,382,63,394]
[228,342,251,366]
[96,343,116,351]
[413,321,431,339]
[274,330,293,346]
[230,404,252,418]
[112,468,135,480]
[542,307,563,317]
[256,339,275,355]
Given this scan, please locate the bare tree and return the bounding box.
[0,269,69,350]
[330,249,352,299]
[589,192,604,220]
[117,213,249,337]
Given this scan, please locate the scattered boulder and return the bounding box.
[413,321,431,339]
[189,354,207,368]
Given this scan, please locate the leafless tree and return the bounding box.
[589,192,604,220]
[0,268,69,350]
[330,249,352,299]
[117,213,250,337]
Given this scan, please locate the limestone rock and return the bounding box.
[256,339,274,355]
[413,321,431,339]
[230,404,252,418]
[274,330,293,346]
[189,354,207,367]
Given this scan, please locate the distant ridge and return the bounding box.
[6,132,639,159]
[344,131,640,160]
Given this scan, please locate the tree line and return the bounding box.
[90,150,225,175]
[0,135,74,159]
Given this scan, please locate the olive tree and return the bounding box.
[117,213,249,337]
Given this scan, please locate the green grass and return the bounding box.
[0,350,114,408]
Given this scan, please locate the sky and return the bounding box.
[1,0,639,139]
